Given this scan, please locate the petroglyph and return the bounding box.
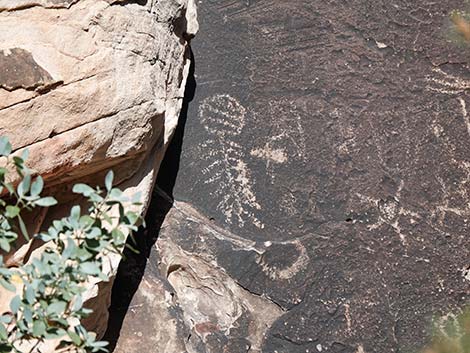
[251,100,308,218]
[458,97,470,139]
[356,345,366,353]
[358,169,470,243]
[426,69,470,152]
[198,94,263,228]
[434,312,464,338]
[433,172,470,229]
[344,303,353,335]
[253,100,307,163]
[197,94,310,228]
[250,143,288,164]
[356,180,417,246]
[426,66,470,95]
[258,239,309,280]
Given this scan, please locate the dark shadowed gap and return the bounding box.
[156,47,196,198]
[102,48,196,351]
[111,0,148,6]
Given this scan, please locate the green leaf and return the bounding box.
[35,196,57,207]
[72,183,95,197]
[102,212,113,225]
[25,284,35,304]
[125,211,139,225]
[4,182,14,195]
[12,156,24,169]
[21,148,29,161]
[62,238,77,260]
[5,205,20,218]
[0,343,12,353]
[68,330,82,345]
[10,295,21,314]
[30,176,44,196]
[85,238,101,251]
[70,205,81,225]
[89,193,104,203]
[111,229,125,243]
[109,188,123,199]
[0,240,10,253]
[0,323,7,341]
[17,173,31,197]
[125,243,140,254]
[79,262,101,276]
[47,301,67,316]
[32,320,46,337]
[91,340,109,352]
[44,327,67,340]
[23,306,33,324]
[79,215,94,229]
[17,319,27,331]
[0,137,12,156]
[18,215,29,240]
[105,170,114,191]
[72,295,83,312]
[86,227,102,239]
[52,220,64,232]
[71,205,80,217]
[0,315,11,325]
[0,278,14,292]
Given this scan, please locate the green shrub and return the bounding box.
[0,137,141,352]
[419,308,470,353]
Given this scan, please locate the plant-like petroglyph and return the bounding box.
[198,94,263,228]
[198,96,310,228]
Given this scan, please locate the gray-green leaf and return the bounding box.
[32,320,46,337]
[5,206,19,218]
[30,176,44,197]
[47,301,67,316]
[72,183,95,197]
[0,137,12,156]
[35,197,57,207]
[10,295,21,314]
[105,170,114,191]
[17,174,31,197]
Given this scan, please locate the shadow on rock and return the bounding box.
[103,47,196,351]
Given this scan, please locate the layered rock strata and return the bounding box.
[0,0,197,349]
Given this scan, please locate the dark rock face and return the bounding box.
[0,48,55,91]
[110,1,470,352]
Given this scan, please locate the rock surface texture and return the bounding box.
[0,0,197,349]
[110,1,470,353]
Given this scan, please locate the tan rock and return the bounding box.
[0,0,197,350]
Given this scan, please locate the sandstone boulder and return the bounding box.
[0,0,197,349]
